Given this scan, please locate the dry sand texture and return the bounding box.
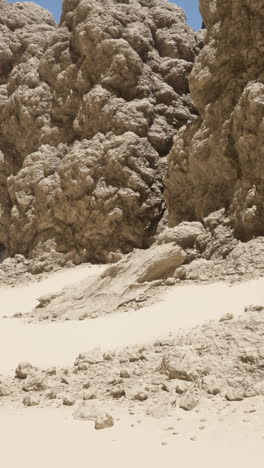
[1,264,264,467]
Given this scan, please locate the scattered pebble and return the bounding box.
[23,395,39,407]
[63,396,75,406]
[219,313,234,322]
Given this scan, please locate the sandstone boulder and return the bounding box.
[157,221,205,248]
[15,362,39,380]
[26,241,186,321]
[179,392,199,411]
[73,403,114,429]
[23,395,40,407]
[160,350,205,382]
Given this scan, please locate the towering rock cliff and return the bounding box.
[0,0,201,265]
[0,0,56,261]
[165,0,264,242]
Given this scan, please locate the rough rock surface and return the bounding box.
[3,307,264,415]
[24,240,186,321]
[2,214,264,288]
[0,0,56,262]
[164,0,264,242]
[17,226,264,321]
[0,0,201,265]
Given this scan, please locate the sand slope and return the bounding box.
[1,265,264,373]
[1,265,264,467]
[1,400,264,468]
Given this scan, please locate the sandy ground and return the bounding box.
[1,264,264,467]
[1,399,264,468]
[1,265,264,374]
[0,263,106,317]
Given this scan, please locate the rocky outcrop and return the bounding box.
[26,240,187,321]
[0,0,202,265]
[3,307,264,413]
[164,0,264,242]
[0,0,56,259]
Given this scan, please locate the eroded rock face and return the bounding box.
[0,0,201,264]
[164,0,264,241]
[0,0,56,255]
[7,134,164,263]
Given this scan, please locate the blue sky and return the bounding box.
[7,0,202,30]
[171,1,201,30]
[8,0,62,22]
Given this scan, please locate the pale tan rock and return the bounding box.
[75,350,104,366]
[219,313,234,323]
[179,393,199,411]
[63,396,75,406]
[22,377,47,393]
[120,370,130,379]
[44,389,57,400]
[82,383,90,390]
[4,300,264,412]
[83,392,96,401]
[175,380,192,395]
[73,404,102,421]
[94,414,114,430]
[225,388,245,402]
[133,391,148,402]
[252,381,264,397]
[174,266,187,280]
[15,362,38,380]
[110,387,126,399]
[165,277,176,286]
[26,242,186,320]
[160,350,205,381]
[202,376,223,395]
[45,367,56,376]
[0,384,12,397]
[73,403,114,429]
[23,395,40,407]
[157,222,205,248]
[164,0,264,245]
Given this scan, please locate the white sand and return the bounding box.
[1,265,264,467]
[1,266,264,374]
[1,400,264,468]
[0,264,106,318]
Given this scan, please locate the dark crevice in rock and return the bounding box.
[0,243,8,262]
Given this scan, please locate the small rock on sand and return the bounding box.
[23,395,40,407]
[15,362,37,379]
[225,388,244,401]
[179,393,199,411]
[133,391,148,401]
[73,404,114,430]
[95,414,114,430]
[219,313,234,322]
[63,396,75,406]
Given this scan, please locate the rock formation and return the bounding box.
[164,0,264,242]
[0,0,56,260]
[3,306,264,413]
[26,238,187,321]
[21,220,264,323]
[0,0,202,265]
